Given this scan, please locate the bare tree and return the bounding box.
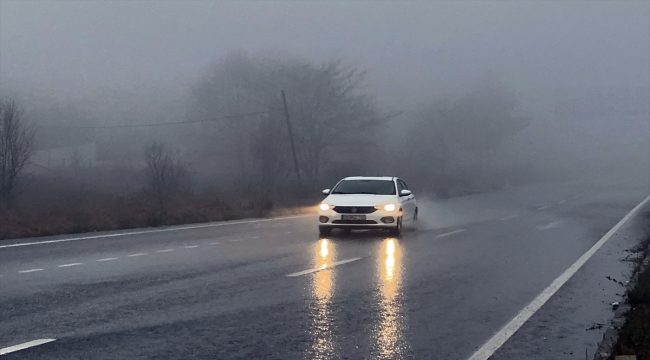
[443,76,530,169]
[190,53,388,185]
[0,98,35,206]
[143,141,186,223]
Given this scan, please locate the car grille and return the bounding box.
[332,220,378,225]
[333,206,377,214]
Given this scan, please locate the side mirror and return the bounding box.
[400,189,412,196]
[322,189,331,195]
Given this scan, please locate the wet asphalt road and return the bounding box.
[1,172,648,359]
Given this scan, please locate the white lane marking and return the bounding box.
[97,257,118,262]
[228,239,242,242]
[18,268,44,273]
[467,195,650,360]
[287,257,362,277]
[500,214,519,221]
[0,339,56,355]
[537,205,553,210]
[157,249,174,253]
[57,263,82,268]
[208,242,220,245]
[0,214,311,249]
[127,253,147,257]
[436,229,466,238]
[573,195,581,199]
[184,245,199,249]
[557,200,566,204]
[249,236,260,239]
[536,220,562,230]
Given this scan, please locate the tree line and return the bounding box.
[1,52,531,210]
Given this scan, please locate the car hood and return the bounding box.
[324,194,396,207]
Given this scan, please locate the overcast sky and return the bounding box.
[1,1,648,108]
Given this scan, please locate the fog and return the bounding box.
[0,1,648,223]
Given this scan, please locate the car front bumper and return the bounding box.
[318,208,400,229]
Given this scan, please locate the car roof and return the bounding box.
[343,176,396,181]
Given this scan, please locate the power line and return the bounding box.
[34,110,270,129]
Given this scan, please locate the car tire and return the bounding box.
[389,216,402,235]
[319,226,332,236]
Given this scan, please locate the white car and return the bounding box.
[318,176,418,235]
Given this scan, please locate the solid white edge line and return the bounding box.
[0,339,56,355]
[467,195,650,360]
[286,257,362,277]
[0,214,311,249]
[436,229,466,238]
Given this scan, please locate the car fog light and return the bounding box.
[319,216,329,223]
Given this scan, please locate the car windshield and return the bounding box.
[331,179,396,195]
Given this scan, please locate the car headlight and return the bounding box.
[384,204,396,212]
[320,203,333,211]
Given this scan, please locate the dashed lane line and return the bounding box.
[557,200,566,204]
[5,235,257,277]
[537,205,553,210]
[208,242,220,245]
[0,339,56,356]
[18,269,43,274]
[536,220,562,230]
[57,263,83,268]
[287,258,363,277]
[467,195,650,360]
[436,229,466,238]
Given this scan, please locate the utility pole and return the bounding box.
[281,90,301,183]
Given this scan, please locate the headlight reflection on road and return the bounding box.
[309,238,337,359]
[374,238,408,359]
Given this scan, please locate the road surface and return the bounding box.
[1,172,648,359]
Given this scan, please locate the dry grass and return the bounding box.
[0,184,315,240]
[610,223,650,360]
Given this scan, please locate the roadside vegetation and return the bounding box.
[0,53,538,241]
[610,225,650,359]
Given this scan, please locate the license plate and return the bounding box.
[342,215,366,221]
